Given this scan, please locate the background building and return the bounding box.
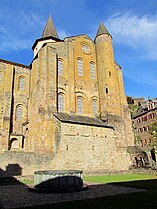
[133,98,157,146]
[130,98,157,167]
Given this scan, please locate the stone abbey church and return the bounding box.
[0,16,134,175]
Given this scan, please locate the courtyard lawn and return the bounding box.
[83,173,157,184]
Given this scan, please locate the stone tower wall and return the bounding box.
[28,45,58,153]
[95,34,121,118]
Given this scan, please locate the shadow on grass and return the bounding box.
[13,179,157,209]
[0,164,27,186]
[0,165,28,209]
[42,179,157,209]
[1,172,157,209]
[109,178,157,190]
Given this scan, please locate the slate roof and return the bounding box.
[54,113,113,129]
[95,22,111,38]
[42,15,59,39]
[0,58,30,69]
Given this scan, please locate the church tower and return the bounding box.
[95,22,134,147]
[32,15,60,57]
[28,16,60,153]
[95,22,121,121]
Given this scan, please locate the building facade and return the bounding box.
[0,16,134,175]
[133,98,157,146]
[131,98,157,168]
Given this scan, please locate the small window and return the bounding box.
[19,77,25,90]
[77,59,83,76]
[137,119,141,123]
[77,97,83,114]
[16,105,23,120]
[0,72,2,84]
[92,100,98,115]
[106,88,108,94]
[109,71,111,76]
[140,140,143,147]
[82,45,89,53]
[90,62,96,79]
[58,94,64,112]
[58,60,64,75]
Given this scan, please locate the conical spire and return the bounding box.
[95,22,111,38]
[42,15,59,39]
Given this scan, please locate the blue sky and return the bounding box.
[0,0,157,99]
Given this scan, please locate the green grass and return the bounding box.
[84,173,157,184]
[20,179,34,185]
[0,178,34,186]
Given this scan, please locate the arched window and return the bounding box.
[19,77,25,90]
[92,100,98,115]
[90,62,96,79]
[77,58,83,76]
[16,105,23,120]
[58,94,64,112]
[58,60,64,75]
[77,97,83,114]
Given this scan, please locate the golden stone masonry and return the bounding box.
[0,16,134,175]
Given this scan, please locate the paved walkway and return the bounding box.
[0,183,145,209]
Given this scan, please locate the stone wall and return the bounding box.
[0,121,131,177]
[0,152,53,176]
[51,122,131,171]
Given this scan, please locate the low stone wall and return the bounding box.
[0,122,131,177]
[0,152,54,177]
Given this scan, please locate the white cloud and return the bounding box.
[0,8,69,52]
[0,10,44,51]
[106,13,157,60]
[58,30,70,40]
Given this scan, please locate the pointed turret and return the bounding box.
[42,15,59,39]
[95,21,121,119]
[95,22,111,40]
[32,15,61,57]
